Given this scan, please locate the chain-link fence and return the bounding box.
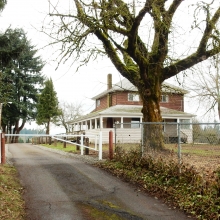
[114,122,220,172]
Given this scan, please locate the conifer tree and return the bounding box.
[36,78,61,134]
[0,29,44,142]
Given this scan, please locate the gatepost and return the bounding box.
[1,133,6,164]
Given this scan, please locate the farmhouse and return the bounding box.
[67,74,195,143]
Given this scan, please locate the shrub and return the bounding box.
[98,149,220,219]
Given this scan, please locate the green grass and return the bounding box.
[41,142,109,153]
[0,165,25,220]
[165,143,220,156]
[41,143,78,153]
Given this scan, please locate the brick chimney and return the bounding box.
[107,73,112,90]
[107,74,112,107]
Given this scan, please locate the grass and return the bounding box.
[41,142,109,154]
[41,143,78,153]
[165,143,220,156]
[0,164,25,220]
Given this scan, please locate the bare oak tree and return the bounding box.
[184,55,220,121]
[45,0,220,149]
[56,101,83,133]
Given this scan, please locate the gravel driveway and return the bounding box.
[7,143,191,220]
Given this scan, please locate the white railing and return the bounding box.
[52,132,102,160]
[5,132,103,160]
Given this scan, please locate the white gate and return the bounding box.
[2,132,103,161]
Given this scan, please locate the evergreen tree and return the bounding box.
[0,29,44,142]
[0,0,6,12]
[0,28,27,104]
[36,78,61,134]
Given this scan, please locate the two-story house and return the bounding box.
[68,74,195,143]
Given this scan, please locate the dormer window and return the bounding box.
[161,95,168,103]
[128,93,139,102]
[96,99,100,107]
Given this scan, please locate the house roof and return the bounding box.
[67,105,195,124]
[92,78,188,100]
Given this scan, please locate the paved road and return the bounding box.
[7,143,191,220]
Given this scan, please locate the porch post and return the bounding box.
[90,119,92,130]
[121,117,123,128]
[100,116,103,129]
[95,118,97,129]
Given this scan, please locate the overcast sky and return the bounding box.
[0,0,123,115]
[1,0,219,129]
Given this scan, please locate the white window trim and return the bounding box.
[96,99,100,107]
[161,95,169,103]
[128,93,139,102]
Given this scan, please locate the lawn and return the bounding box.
[0,165,25,220]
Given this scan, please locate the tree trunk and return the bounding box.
[218,101,220,121]
[46,120,50,134]
[139,77,164,151]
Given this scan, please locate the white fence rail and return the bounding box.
[5,132,103,160]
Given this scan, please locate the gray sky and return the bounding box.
[1,0,219,129]
[0,0,122,114]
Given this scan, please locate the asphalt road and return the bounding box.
[7,143,191,220]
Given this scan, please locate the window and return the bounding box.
[128,93,139,102]
[131,118,140,128]
[96,99,100,107]
[180,119,190,129]
[161,95,168,103]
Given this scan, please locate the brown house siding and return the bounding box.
[160,94,184,111]
[95,96,108,111]
[112,92,143,105]
[93,92,184,112]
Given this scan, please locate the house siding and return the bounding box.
[93,92,184,112]
[112,92,143,106]
[160,94,184,111]
[84,128,142,144]
[94,96,108,111]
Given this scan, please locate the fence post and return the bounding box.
[85,137,89,155]
[99,131,102,160]
[114,124,116,151]
[49,136,52,145]
[95,135,97,150]
[54,138,57,146]
[76,136,80,150]
[141,122,143,156]
[109,130,113,160]
[1,133,6,164]
[63,136,66,148]
[80,134,83,155]
[177,122,182,172]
